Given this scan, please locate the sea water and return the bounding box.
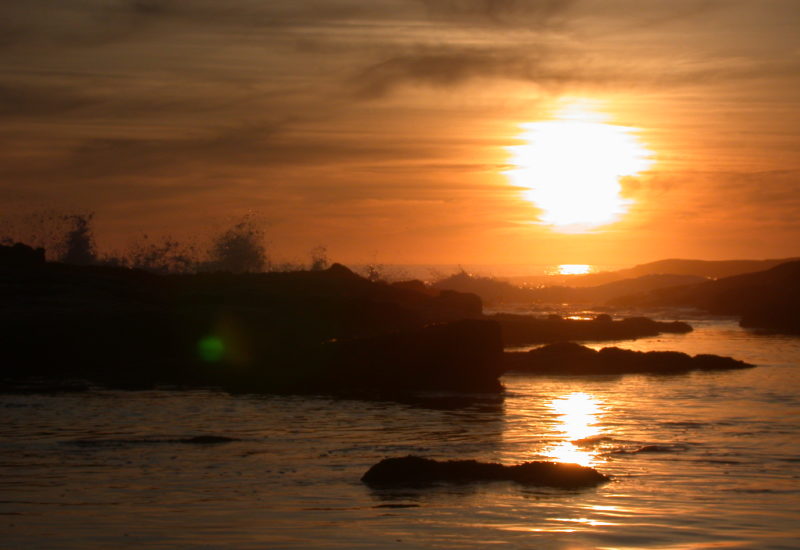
[1,317,799,549]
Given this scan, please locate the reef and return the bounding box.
[493,314,692,347]
[504,342,755,375]
[361,455,609,489]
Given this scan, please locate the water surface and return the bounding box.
[1,319,798,549]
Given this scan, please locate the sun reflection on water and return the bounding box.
[547,392,604,466]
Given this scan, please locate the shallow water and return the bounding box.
[1,319,799,549]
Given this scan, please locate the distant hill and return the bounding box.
[506,257,799,288]
[613,260,800,334]
[551,274,707,304]
[613,258,800,280]
[433,270,705,306]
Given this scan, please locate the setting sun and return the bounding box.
[506,103,653,233]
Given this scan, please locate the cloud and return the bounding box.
[625,170,800,228]
[0,0,411,51]
[350,46,581,98]
[0,82,99,117]
[418,0,577,27]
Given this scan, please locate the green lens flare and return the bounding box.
[198,336,225,362]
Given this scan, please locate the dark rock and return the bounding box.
[504,342,754,375]
[311,319,505,395]
[740,304,800,335]
[0,258,498,398]
[492,314,692,347]
[0,243,45,267]
[361,455,609,489]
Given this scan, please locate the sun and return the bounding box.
[505,102,653,233]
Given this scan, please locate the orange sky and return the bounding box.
[1,1,798,266]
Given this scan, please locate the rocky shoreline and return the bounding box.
[0,243,754,398]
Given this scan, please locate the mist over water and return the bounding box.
[2,318,798,549]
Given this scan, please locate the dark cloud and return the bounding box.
[418,0,577,27]
[0,0,410,51]
[351,46,582,98]
[0,83,98,117]
[43,121,461,181]
[627,170,800,226]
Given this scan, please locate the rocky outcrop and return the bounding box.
[493,314,692,347]
[740,304,800,335]
[0,255,502,396]
[312,319,504,395]
[361,455,609,489]
[0,243,45,267]
[504,342,754,375]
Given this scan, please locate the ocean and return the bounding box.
[2,315,799,549]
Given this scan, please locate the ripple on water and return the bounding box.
[0,320,799,548]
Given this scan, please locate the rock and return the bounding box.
[312,319,505,395]
[740,304,800,335]
[0,243,45,267]
[504,342,754,375]
[361,455,609,489]
[0,258,496,399]
[491,314,692,346]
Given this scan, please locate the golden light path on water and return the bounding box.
[546,392,604,467]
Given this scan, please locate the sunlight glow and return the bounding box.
[547,392,603,466]
[505,101,653,233]
[557,264,593,275]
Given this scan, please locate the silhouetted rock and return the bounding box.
[740,304,800,335]
[0,259,500,397]
[361,455,609,489]
[0,243,45,267]
[492,314,692,346]
[504,342,754,375]
[310,319,504,395]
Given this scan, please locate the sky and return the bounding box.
[1,0,799,267]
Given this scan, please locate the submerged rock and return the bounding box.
[361,455,609,489]
[504,342,754,375]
